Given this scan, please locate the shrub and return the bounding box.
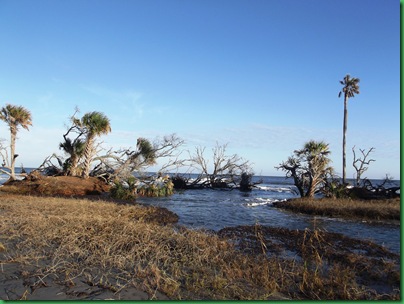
[110,175,174,200]
[322,179,350,198]
[110,176,137,200]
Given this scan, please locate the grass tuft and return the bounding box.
[274,197,400,221]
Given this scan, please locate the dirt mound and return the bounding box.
[1,175,110,197]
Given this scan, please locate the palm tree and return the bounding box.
[0,104,32,180]
[295,140,332,198]
[136,138,157,165]
[278,140,333,198]
[112,137,157,179]
[339,74,360,184]
[78,111,111,179]
[59,137,85,176]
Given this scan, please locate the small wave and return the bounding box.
[0,176,8,185]
[244,198,287,207]
[0,173,26,185]
[244,198,271,207]
[256,185,294,193]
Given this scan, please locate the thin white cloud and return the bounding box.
[178,122,399,178]
[81,85,145,119]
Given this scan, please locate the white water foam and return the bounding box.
[0,173,27,185]
[256,185,294,193]
[0,175,8,185]
[243,198,287,207]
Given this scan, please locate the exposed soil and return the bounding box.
[0,175,179,225]
[1,174,110,197]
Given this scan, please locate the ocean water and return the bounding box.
[0,170,400,253]
[0,167,34,183]
[137,175,401,254]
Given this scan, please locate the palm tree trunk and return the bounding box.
[306,174,315,198]
[289,167,304,197]
[342,96,348,184]
[70,155,79,176]
[10,127,17,180]
[82,135,95,179]
[307,186,316,198]
[307,172,322,198]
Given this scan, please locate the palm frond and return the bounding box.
[81,111,112,136]
[0,104,32,131]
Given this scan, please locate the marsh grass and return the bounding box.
[0,194,400,300]
[219,224,400,300]
[274,197,400,221]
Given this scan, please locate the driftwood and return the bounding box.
[36,154,65,176]
[347,176,400,200]
[170,172,260,191]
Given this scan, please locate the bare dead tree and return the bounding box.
[352,146,375,186]
[0,139,11,176]
[186,142,252,189]
[0,139,27,179]
[153,134,186,173]
[36,154,65,176]
[360,174,399,198]
[276,156,305,197]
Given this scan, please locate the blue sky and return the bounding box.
[0,0,400,179]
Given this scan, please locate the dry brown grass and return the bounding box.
[0,194,279,299]
[274,197,400,221]
[0,194,400,300]
[220,224,400,300]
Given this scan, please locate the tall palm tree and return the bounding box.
[0,104,32,180]
[78,111,111,179]
[338,74,360,184]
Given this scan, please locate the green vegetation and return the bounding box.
[110,176,138,200]
[136,137,157,165]
[59,136,86,176]
[110,175,174,200]
[277,140,333,198]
